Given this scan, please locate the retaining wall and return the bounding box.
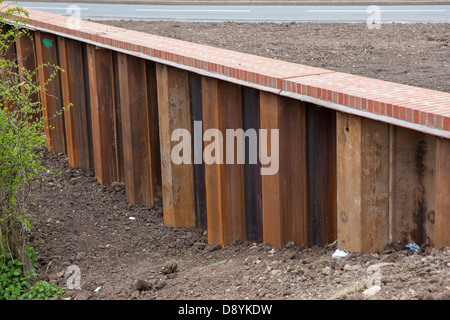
[2,5,449,251]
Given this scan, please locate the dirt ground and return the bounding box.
[26,22,450,301]
[27,152,450,301]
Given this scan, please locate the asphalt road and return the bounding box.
[7,1,450,22]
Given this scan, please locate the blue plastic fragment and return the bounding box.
[328,240,338,248]
[404,241,420,252]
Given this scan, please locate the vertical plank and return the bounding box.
[260,92,307,248]
[337,112,390,252]
[435,137,450,246]
[1,24,17,113]
[57,37,74,163]
[189,72,207,230]
[306,104,337,246]
[87,44,118,185]
[156,63,195,227]
[390,126,436,246]
[202,76,246,246]
[145,61,162,205]
[202,76,223,245]
[112,51,125,183]
[58,38,92,171]
[242,87,262,242]
[220,80,246,245]
[34,31,66,154]
[117,53,156,206]
[15,30,40,121]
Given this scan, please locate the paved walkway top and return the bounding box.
[2,3,450,138]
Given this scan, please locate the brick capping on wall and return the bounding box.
[2,4,450,139]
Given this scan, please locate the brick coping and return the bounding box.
[2,4,450,138]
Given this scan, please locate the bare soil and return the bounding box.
[27,22,450,301]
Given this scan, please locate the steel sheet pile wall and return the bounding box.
[3,6,449,252]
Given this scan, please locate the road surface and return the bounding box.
[6,1,450,22]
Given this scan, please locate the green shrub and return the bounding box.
[0,248,66,300]
[0,1,69,299]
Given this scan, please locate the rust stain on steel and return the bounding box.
[59,38,92,172]
[202,76,246,246]
[189,73,207,230]
[306,104,337,247]
[202,76,224,246]
[260,92,307,249]
[15,30,40,122]
[87,44,119,185]
[117,53,158,206]
[34,31,66,154]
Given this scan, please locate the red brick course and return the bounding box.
[3,4,450,137]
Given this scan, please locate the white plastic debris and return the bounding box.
[332,249,349,259]
[94,286,102,293]
[363,285,381,298]
[128,217,136,221]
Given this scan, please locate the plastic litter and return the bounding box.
[128,216,136,221]
[332,249,349,259]
[328,240,338,248]
[404,241,420,252]
[93,286,102,293]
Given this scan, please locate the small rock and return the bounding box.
[283,251,296,260]
[285,241,295,249]
[154,280,166,291]
[322,266,332,276]
[162,260,178,275]
[270,270,281,276]
[244,257,255,265]
[193,242,206,251]
[363,285,381,298]
[351,264,362,271]
[135,280,151,292]
[206,243,221,252]
[344,264,362,272]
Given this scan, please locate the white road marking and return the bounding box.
[136,9,251,13]
[19,7,89,10]
[307,9,446,13]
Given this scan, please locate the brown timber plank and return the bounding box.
[390,126,436,246]
[156,63,195,227]
[435,138,450,246]
[337,112,390,252]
